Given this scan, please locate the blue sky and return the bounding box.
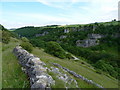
[1,0,119,29]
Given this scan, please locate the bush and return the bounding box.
[2,30,11,44]
[66,53,74,59]
[20,42,33,53]
[45,41,66,59]
[95,69,102,74]
[94,59,118,78]
[21,37,29,42]
[30,39,46,48]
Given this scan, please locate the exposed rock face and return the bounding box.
[76,39,99,47]
[64,29,69,33]
[88,34,102,39]
[13,46,55,89]
[92,25,97,31]
[35,31,49,37]
[76,34,102,47]
[60,35,67,39]
[52,63,104,88]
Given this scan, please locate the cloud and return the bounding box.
[36,0,89,10]
[1,12,80,28]
[1,0,36,2]
[1,0,119,28]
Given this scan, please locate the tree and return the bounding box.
[45,41,66,59]
[20,42,33,53]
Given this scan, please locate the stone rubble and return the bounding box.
[48,67,79,88]
[13,46,55,89]
[52,63,104,88]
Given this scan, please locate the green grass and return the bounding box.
[2,38,29,88]
[48,71,65,88]
[0,30,2,89]
[0,42,2,89]
[2,37,119,88]
[32,48,118,88]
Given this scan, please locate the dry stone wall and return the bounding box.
[13,46,55,89]
[52,63,104,88]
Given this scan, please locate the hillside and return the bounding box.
[2,37,119,88]
[1,21,120,88]
[14,21,120,80]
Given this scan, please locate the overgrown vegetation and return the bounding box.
[1,24,19,44]
[45,41,66,59]
[45,41,73,59]
[20,37,33,53]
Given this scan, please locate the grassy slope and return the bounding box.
[0,30,2,89]
[2,38,29,88]
[2,37,118,88]
[0,42,2,89]
[32,47,118,88]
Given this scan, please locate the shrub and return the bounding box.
[66,53,74,59]
[2,30,10,44]
[21,37,29,42]
[20,42,33,53]
[95,69,102,74]
[45,41,66,59]
[30,39,46,48]
[94,59,118,79]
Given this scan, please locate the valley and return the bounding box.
[1,21,120,88]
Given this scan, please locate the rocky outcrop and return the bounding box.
[64,29,69,33]
[88,34,102,39]
[13,46,55,89]
[35,31,49,37]
[76,39,99,47]
[48,67,78,88]
[76,34,102,47]
[60,35,67,39]
[52,63,104,88]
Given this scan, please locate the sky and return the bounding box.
[0,0,119,29]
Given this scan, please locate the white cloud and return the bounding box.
[36,0,90,10]
[1,0,119,28]
[1,0,36,2]
[1,12,80,28]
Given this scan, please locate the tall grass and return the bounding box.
[2,38,29,88]
[0,42,2,89]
